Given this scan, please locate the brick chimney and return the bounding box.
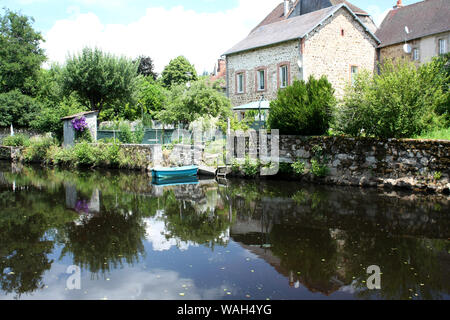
[394,0,404,9]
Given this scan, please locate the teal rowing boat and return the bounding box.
[151,165,198,179]
[152,175,199,186]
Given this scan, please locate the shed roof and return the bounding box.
[61,111,98,121]
[224,4,379,56]
[376,0,450,48]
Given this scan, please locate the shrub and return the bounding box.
[334,58,447,138]
[242,156,260,177]
[22,136,57,163]
[2,134,30,147]
[291,160,306,175]
[310,159,329,177]
[268,76,336,135]
[231,159,240,174]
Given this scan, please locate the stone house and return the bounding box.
[376,0,450,65]
[223,0,380,112]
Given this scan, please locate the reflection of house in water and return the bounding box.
[65,183,100,224]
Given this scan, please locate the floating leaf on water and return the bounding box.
[227,292,231,295]
[179,293,185,296]
[251,270,255,273]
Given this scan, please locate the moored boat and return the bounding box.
[151,165,198,179]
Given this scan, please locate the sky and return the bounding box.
[0,0,423,74]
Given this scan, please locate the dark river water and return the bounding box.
[0,161,449,300]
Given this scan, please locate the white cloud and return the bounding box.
[42,0,281,74]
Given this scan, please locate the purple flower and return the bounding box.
[71,117,88,132]
[75,200,89,214]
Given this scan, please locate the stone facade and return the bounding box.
[380,31,450,65]
[303,9,378,97]
[226,6,378,104]
[227,40,300,106]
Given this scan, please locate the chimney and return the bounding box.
[284,0,291,17]
[394,0,404,9]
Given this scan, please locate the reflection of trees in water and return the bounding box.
[58,209,146,275]
[0,187,76,298]
[340,232,450,300]
[225,180,450,299]
[159,187,233,250]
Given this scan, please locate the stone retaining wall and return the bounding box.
[276,135,450,193]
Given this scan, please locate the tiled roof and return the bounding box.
[224,4,379,56]
[251,2,286,33]
[253,0,369,33]
[376,0,450,48]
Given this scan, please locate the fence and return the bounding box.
[97,128,227,145]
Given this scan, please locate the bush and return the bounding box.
[291,160,306,175]
[310,159,329,177]
[1,134,30,147]
[242,156,260,177]
[268,76,336,135]
[334,58,447,138]
[22,136,57,163]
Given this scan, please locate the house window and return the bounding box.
[279,65,289,88]
[350,66,359,85]
[257,69,266,91]
[236,73,244,93]
[439,39,447,55]
[341,29,345,37]
[412,48,420,61]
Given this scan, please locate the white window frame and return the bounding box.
[257,69,265,91]
[413,48,420,61]
[280,65,288,88]
[439,39,447,55]
[237,73,244,94]
[350,66,359,86]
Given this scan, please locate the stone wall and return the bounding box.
[226,39,301,107]
[303,7,378,98]
[276,135,450,193]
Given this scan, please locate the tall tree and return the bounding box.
[158,79,232,127]
[60,47,139,116]
[160,56,198,88]
[0,9,46,95]
[135,55,158,80]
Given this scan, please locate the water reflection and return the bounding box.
[0,161,449,300]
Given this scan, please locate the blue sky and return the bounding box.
[0,0,423,73]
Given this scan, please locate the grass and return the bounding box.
[414,128,450,140]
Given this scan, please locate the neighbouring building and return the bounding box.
[376,0,450,65]
[62,111,98,148]
[210,58,227,93]
[223,0,380,114]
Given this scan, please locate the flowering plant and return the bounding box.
[71,116,88,132]
[74,200,89,214]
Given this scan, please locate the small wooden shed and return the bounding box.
[61,111,98,148]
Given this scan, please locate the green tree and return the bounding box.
[0,9,46,95]
[160,56,198,88]
[60,47,139,117]
[135,55,158,80]
[268,76,336,135]
[335,59,447,138]
[137,77,168,119]
[0,90,41,127]
[157,79,232,127]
